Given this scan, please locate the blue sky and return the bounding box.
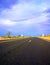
[0,0,50,36]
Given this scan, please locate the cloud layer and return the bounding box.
[0,0,18,9]
[0,0,50,36]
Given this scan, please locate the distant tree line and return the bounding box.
[6,32,24,38]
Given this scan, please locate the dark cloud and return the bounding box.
[47,14,50,18]
[0,0,18,9]
[43,8,50,18]
[39,19,50,27]
[47,19,50,23]
[44,8,50,13]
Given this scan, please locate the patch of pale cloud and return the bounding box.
[0,19,16,26]
[0,1,49,21]
[0,3,37,20]
[39,2,49,12]
[0,8,49,32]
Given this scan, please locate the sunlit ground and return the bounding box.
[0,37,7,40]
[38,36,50,42]
[0,36,50,42]
[0,36,31,40]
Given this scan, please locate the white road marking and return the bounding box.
[0,40,13,43]
[28,40,32,42]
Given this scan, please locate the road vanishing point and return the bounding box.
[0,37,50,65]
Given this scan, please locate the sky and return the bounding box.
[0,0,50,36]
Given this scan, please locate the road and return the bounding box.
[0,37,50,65]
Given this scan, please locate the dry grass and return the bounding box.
[0,36,26,40]
[38,36,50,42]
[0,37,11,40]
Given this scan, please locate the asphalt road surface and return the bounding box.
[0,37,50,65]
